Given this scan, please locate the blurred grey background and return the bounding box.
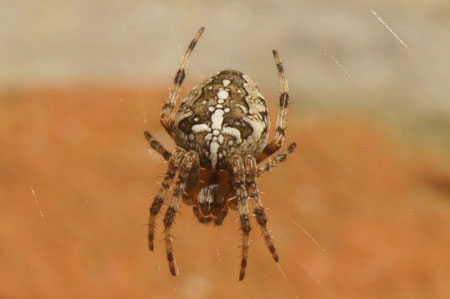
[1,0,449,148]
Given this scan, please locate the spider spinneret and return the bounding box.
[144,26,296,281]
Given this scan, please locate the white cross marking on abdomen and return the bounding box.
[189,87,244,169]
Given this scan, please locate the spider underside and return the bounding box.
[144,27,296,281]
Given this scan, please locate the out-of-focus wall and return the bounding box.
[1,2,450,298]
[1,0,450,115]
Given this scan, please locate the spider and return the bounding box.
[144,27,296,280]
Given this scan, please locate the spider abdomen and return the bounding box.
[174,70,270,170]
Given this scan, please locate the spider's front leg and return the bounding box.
[229,156,251,281]
[163,151,199,276]
[244,156,279,262]
[147,147,185,251]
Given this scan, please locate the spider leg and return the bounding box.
[160,27,205,135]
[257,50,290,163]
[258,142,297,176]
[229,156,251,281]
[148,148,185,251]
[164,151,199,276]
[144,131,171,161]
[244,156,279,263]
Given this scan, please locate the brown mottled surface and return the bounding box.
[0,87,449,298]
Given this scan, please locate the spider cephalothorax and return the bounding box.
[144,27,296,280]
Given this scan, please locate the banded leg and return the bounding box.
[244,156,279,263]
[148,148,185,251]
[164,151,199,276]
[144,131,171,161]
[160,27,205,134]
[229,156,251,281]
[257,50,290,163]
[258,142,297,176]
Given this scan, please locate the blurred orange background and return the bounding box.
[1,1,450,298]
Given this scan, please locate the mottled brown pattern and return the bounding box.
[174,69,269,170]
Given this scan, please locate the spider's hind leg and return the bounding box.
[160,27,204,135]
[257,50,290,163]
